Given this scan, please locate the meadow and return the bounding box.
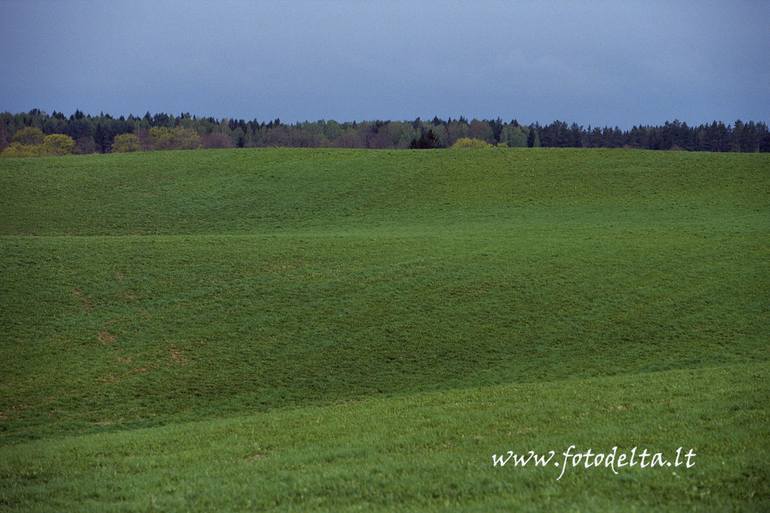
[0,148,768,511]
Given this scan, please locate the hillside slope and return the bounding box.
[0,148,768,510]
[1,364,768,512]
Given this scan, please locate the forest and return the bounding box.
[1,109,769,156]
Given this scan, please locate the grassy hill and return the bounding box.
[1,148,768,511]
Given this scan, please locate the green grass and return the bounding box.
[1,148,768,511]
[1,364,767,512]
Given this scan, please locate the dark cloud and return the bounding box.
[1,0,768,126]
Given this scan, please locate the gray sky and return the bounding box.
[1,0,768,126]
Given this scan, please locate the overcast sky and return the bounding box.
[1,0,768,126]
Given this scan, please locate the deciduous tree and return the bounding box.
[42,134,75,155]
[112,133,141,152]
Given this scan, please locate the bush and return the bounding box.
[149,127,201,150]
[74,136,97,154]
[42,134,75,155]
[451,137,492,149]
[201,132,234,149]
[112,133,141,153]
[1,134,76,157]
[12,127,45,146]
[1,142,44,157]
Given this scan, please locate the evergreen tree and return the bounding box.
[409,129,440,149]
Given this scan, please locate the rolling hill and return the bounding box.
[1,148,768,511]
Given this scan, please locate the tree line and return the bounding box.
[1,109,769,156]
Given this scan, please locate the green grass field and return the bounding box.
[1,148,768,511]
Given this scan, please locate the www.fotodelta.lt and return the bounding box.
[492,445,697,480]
